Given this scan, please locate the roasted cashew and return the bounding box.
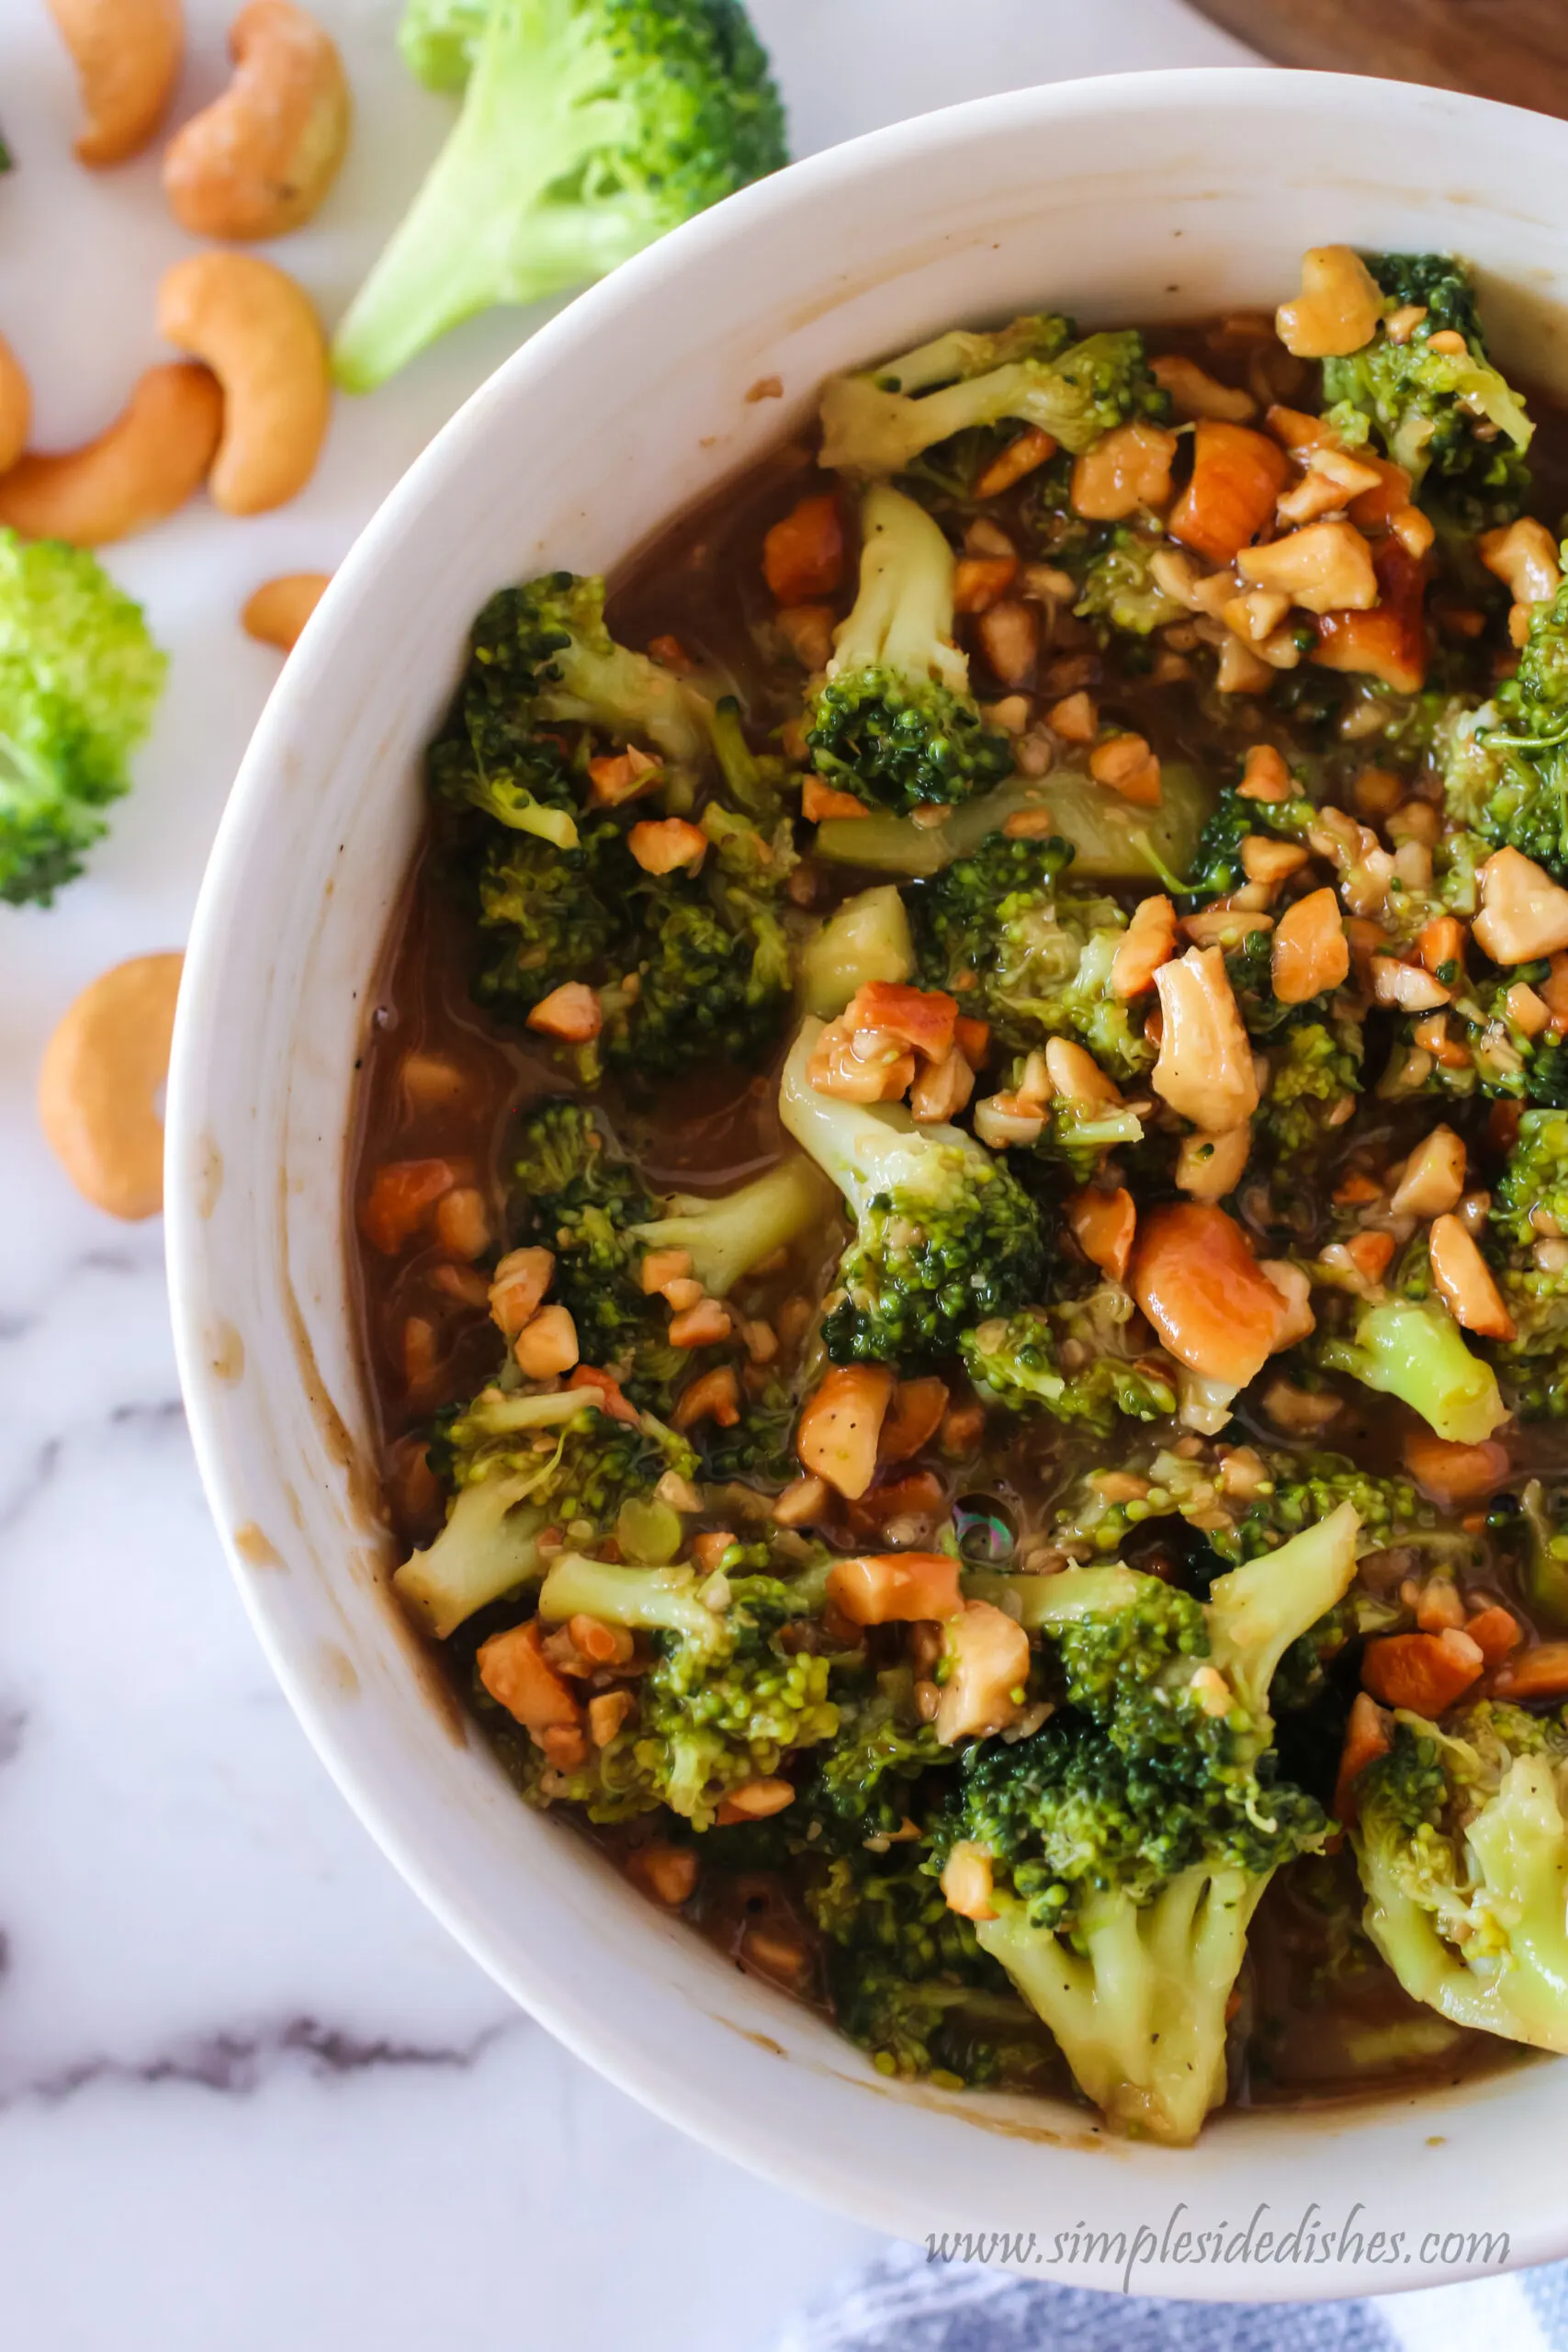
[0,363,222,546]
[47,0,184,167]
[242,570,330,650]
[163,1,350,240]
[0,333,31,474]
[39,954,184,1220]
[157,252,330,514]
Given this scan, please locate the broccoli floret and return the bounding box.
[473,824,626,1015]
[0,531,167,905]
[959,1292,1178,1437]
[333,0,787,390]
[939,1509,1360,2141]
[1049,1446,1427,1569]
[1315,1295,1506,1444]
[1354,1700,1568,2052]
[1321,252,1532,517]
[1256,1020,1364,1158]
[1490,1479,1568,1625]
[514,1103,828,1403]
[604,881,792,1077]
[805,485,1011,814]
[1183,782,1319,906]
[779,1018,1046,1369]
[531,1547,840,1826]
[394,1388,695,1637]
[799,1667,954,1846]
[1365,253,1485,342]
[913,831,1153,1079]
[1490,1258,1568,1421]
[1073,526,1186,638]
[1493,1107,1568,1247]
[1443,567,1568,880]
[819,320,1165,478]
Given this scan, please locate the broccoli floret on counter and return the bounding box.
[1321,252,1532,519]
[959,1292,1178,1437]
[779,1018,1047,1369]
[1442,567,1568,881]
[528,1547,840,1826]
[393,1388,696,1638]
[1353,1701,1568,2053]
[0,531,167,906]
[913,830,1152,1078]
[819,319,1165,478]
[935,1509,1360,2143]
[333,0,788,390]
[805,485,1012,813]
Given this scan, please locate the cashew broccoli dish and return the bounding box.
[351,245,1568,2143]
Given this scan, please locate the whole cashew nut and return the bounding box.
[163,1,351,241]
[47,0,184,167]
[243,570,330,650]
[0,333,31,474]
[0,364,223,547]
[157,252,330,514]
[39,954,184,1220]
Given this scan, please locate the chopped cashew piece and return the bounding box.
[826,1550,961,1624]
[1272,888,1348,1005]
[1131,1202,1296,1387]
[1066,1184,1136,1283]
[1069,420,1179,521]
[909,1047,975,1123]
[1111,892,1177,997]
[935,1601,1031,1744]
[1473,848,1568,964]
[1276,245,1384,359]
[1151,946,1259,1132]
[490,1247,554,1337]
[1428,1215,1517,1341]
[1237,520,1378,614]
[628,818,706,875]
[1089,731,1161,808]
[941,1840,998,1921]
[1479,517,1562,607]
[527,982,602,1043]
[1371,956,1450,1012]
[514,1304,580,1378]
[797,1365,896,1499]
[1176,1124,1252,1202]
[1390,1128,1466,1219]
[1044,1035,1119,1105]
[807,1015,916,1103]
[477,1621,583,1743]
[1151,353,1255,423]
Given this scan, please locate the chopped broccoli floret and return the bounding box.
[1049,1445,1427,1569]
[1354,1700,1568,2052]
[0,531,167,905]
[936,1510,1360,2142]
[805,485,1011,813]
[394,1389,695,1637]
[820,320,1165,478]
[604,881,792,1078]
[1442,564,1568,880]
[913,831,1152,1078]
[959,1291,1178,1436]
[333,0,787,390]
[779,1018,1047,1369]
[1183,782,1319,907]
[1315,1295,1506,1445]
[1493,1107,1568,1248]
[1321,252,1532,518]
[798,1665,954,1845]
[1073,526,1186,638]
[473,823,626,1015]
[531,1547,840,1826]
[1256,1020,1364,1158]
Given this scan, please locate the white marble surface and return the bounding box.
[0,5,1254,2346]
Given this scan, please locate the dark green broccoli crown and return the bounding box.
[474,825,625,1014]
[959,1302,1177,1436]
[915,829,1076,983]
[1357,1718,1451,1841]
[512,1104,681,1400]
[1360,1701,1568,1849]
[514,1099,645,1215]
[1364,253,1484,346]
[430,576,596,824]
[693,1382,797,1487]
[822,1148,1047,1371]
[1493,1261,1568,1419]
[798,1669,954,1845]
[807,1851,1021,2082]
[583,0,788,219]
[807,669,1013,814]
[1460,568,1568,878]
[1185,782,1318,908]
[1211,1458,1421,1568]
[604,883,791,1078]
[1257,1019,1364,1155]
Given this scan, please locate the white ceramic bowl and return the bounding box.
[167,67,1568,2297]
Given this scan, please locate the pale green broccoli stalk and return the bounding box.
[0,531,167,905]
[947,1509,1360,2143]
[796,883,915,1019]
[1074,526,1187,638]
[914,829,1152,1078]
[1316,1296,1506,1444]
[535,1547,840,1826]
[1442,568,1568,881]
[522,570,714,781]
[400,0,488,90]
[819,321,1164,477]
[393,1390,695,1637]
[959,1292,1178,1436]
[1321,252,1532,513]
[628,1153,836,1296]
[813,763,1210,890]
[333,0,787,390]
[805,485,1010,814]
[1354,1700,1568,2052]
[779,1018,1046,1369]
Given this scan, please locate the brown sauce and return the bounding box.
[347,308,1568,2120]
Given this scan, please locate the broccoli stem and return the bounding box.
[1204,1502,1361,1716]
[394,1488,552,1641]
[629,1154,836,1297]
[537,1552,722,1648]
[830,485,968,695]
[815,764,1210,884]
[796,884,915,1018]
[1319,1297,1506,1445]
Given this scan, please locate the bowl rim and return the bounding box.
[167,62,1568,2292]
